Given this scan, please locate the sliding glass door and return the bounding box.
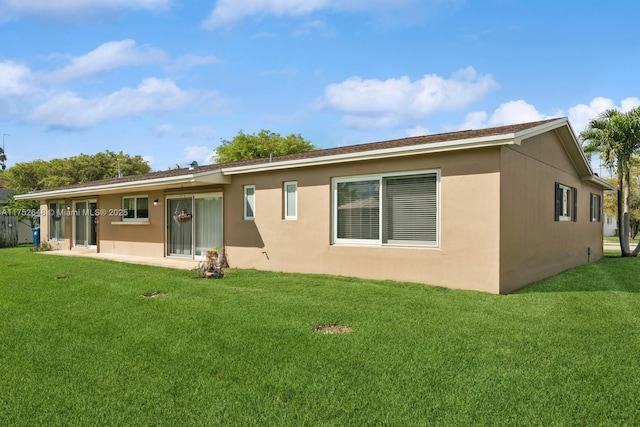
[167,193,223,258]
[73,200,97,248]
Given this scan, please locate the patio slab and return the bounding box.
[36,249,200,270]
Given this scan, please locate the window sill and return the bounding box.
[110,221,151,226]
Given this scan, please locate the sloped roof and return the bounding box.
[15,117,611,200]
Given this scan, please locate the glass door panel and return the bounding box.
[74,201,87,247]
[168,197,193,256]
[89,201,97,246]
[194,195,223,257]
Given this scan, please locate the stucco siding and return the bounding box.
[224,149,502,292]
[499,133,604,293]
[97,192,165,257]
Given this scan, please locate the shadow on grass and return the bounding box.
[515,255,640,294]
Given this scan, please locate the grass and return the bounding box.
[604,235,639,245]
[1,247,640,426]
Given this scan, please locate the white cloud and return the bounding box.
[202,0,435,29]
[203,0,328,28]
[181,145,214,166]
[320,67,497,128]
[568,96,640,134]
[30,78,191,129]
[451,97,640,135]
[46,39,167,83]
[487,100,551,126]
[458,111,488,130]
[448,100,558,131]
[0,0,170,19]
[621,97,640,112]
[0,60,34,96]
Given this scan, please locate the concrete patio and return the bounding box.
[36,249,201,270]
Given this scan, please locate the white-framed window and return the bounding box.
[332,170,439,247]
[123,196,149,221]
[244,185,255,220]
[554,182,576,222]
[283,181,297,220]
[590,193,602,222]
[48,200,65,241]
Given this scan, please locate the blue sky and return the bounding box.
[0,0,638,172]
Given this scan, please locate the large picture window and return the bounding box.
[48,201,65,241]
[333,171,439,247]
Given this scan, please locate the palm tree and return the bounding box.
[581,107,640,256]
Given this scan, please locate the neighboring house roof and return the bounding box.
[15,117,613,200]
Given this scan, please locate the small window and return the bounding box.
[123,196,148,221]
[48,201,65,241]
[284,181,297,220]
[554,183,577,222]
[590,193,601,222]
[244,185,255,220]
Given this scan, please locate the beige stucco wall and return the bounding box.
[224,148,503,293]
[97,191,165,257]
[499,133,604,293]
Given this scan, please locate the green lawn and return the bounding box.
[1,247,640,426]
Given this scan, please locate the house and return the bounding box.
[603,213,617,237]
[15,118,613,294]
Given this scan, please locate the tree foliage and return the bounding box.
[214,130,316,163]
[581,107,640,256]
[3,150,151,192]
[1,151,150,228]
[602,163,640,238]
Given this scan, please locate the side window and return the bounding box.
[283,181,297,220]
[555,182,577,222]
[590,193,601,222]
[244,185,255,220]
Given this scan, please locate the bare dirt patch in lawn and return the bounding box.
[142,291,168,298]
[312,324,352,334]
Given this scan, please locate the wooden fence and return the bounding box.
[0,215,18,248]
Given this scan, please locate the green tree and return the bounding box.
[602,163,640,238]
[3,151,151,228]
[4,151,151,191]
[214,130,316,163]
[581,107,640,256]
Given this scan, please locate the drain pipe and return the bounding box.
[587,247,591,263]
